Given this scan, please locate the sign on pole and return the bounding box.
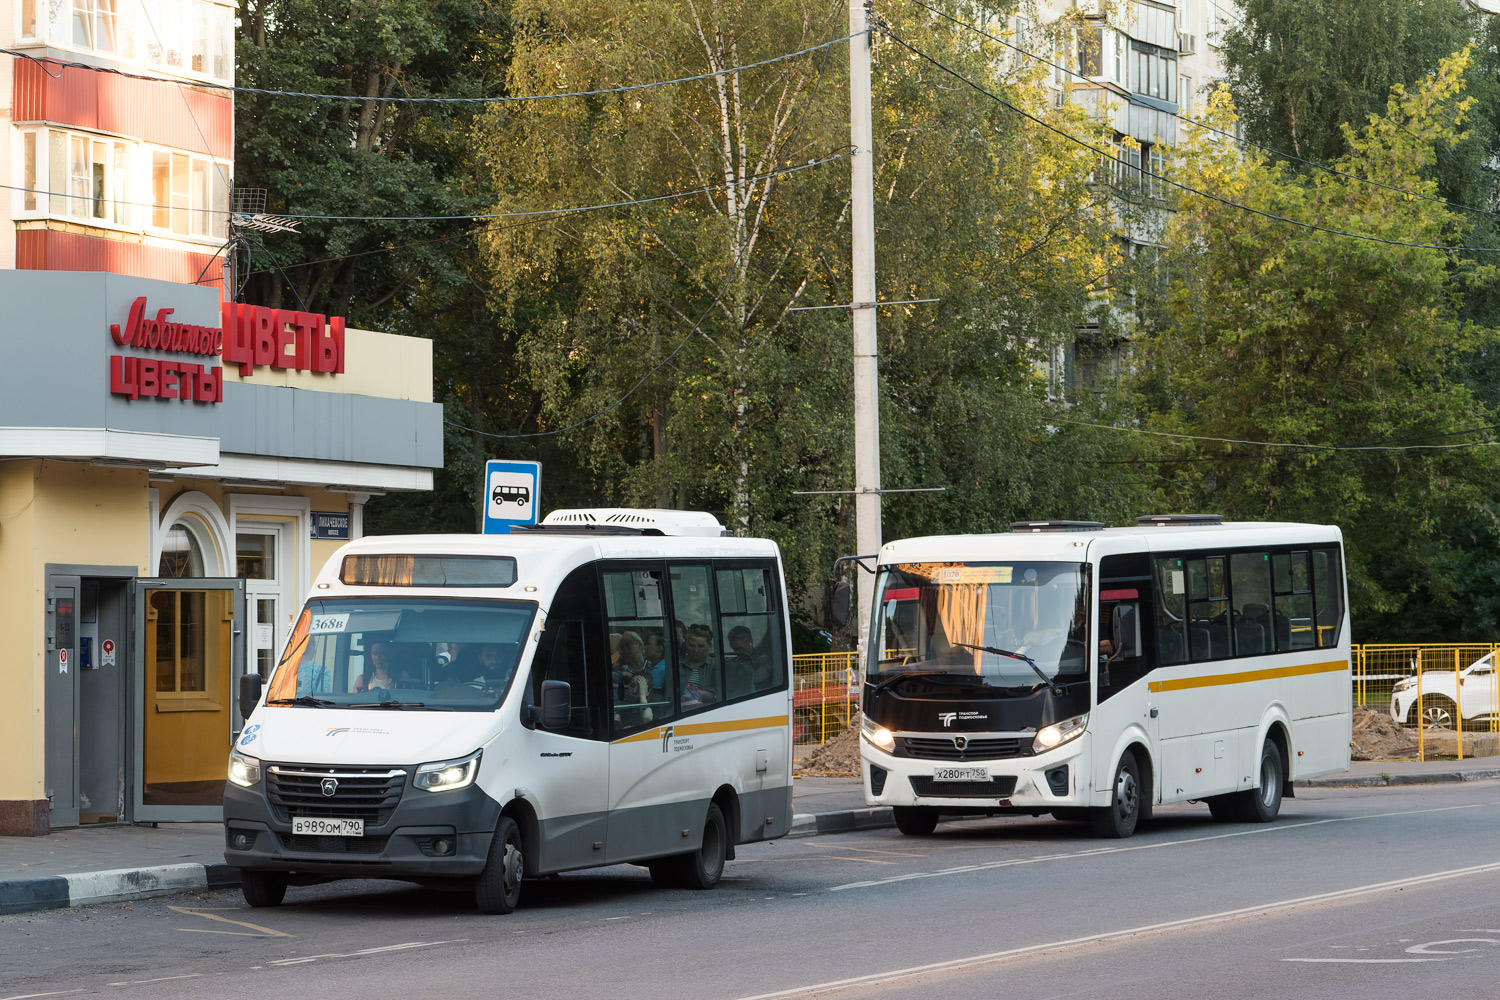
[483,460,541,534]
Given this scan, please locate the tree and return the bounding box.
[468,0,1142,607]
[1135,51,1500,640]
[234,0,510,327]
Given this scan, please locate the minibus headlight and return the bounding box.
[1033,714,1088,754]
[227,752,261,788]
[860,715,895,752]
[414,750,482,792]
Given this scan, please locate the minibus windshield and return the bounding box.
[265,598,536,712]
[868,561,1090,695]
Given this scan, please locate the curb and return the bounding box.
[0,862,240,916]
[785,807,896,839]
[1298,768,1500,788]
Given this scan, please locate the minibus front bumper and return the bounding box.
[859,730,1090,812]
[223,776,503,879]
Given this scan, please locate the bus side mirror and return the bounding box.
[535,680,571,729]
[828,580,851,630]
[238,673,263,721]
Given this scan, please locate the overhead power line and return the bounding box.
[0,31,860,104]
[875,27,1500,253]
[903,0,1500,225]
[0,152,846,225]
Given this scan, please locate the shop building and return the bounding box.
[0,270,441,835]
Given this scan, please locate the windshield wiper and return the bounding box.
[951,642,1062,695]
[350,700,429,709]
[868,669,956,697]
[266,696,337,707]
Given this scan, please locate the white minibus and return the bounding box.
[859,515,1350,838]
[224,509,793,913]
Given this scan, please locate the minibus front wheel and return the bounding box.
[475,816,524,914]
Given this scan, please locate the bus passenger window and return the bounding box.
[1154,558,1188,665]
[603,567,675,735]
[670,564,722,711]
[717,564,785,699]
[1229,552,1272,656]
[1311,548,1343,647]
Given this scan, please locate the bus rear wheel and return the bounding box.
[1090,751,1141,839]
[893,805,939,836]
[651,803,728,889]
[1236,741,1284,823]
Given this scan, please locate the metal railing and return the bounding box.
[1352,643,1500,760]
[791,651,860,746]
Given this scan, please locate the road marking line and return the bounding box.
[733,861,1500,1000]
[0,991,87,1000]
[829,800,1499,891]
[1281,958,1453,964]
[169,905,292,938]
[266,939,468,966]
[105,976,203,986]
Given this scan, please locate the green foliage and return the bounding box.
[1135,55,1500,641]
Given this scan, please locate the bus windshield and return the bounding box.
[869,561,1090,694]
[265,598,536,712]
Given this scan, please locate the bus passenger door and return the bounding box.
[522,568,610,873]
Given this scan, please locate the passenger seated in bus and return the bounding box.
[644,630,668,693]
[726,625,774,693]
[612,631,653,703]
[446,642,507,684]
[680,623,719,707]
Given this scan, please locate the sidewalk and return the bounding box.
[1,758,1495,917]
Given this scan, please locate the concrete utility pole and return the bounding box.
[849,0,881,659]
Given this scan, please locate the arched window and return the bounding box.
[158,522,206,578]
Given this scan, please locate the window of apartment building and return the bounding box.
[1131,43,1177,103]
[22,133,38,211]
[72,0,118,53]
[40,129,130,225]
[21,0,38,37]
[1078,26,1104,77]
[1180,75,1192,115]
[142,0,234,80]
[150,149,228,239]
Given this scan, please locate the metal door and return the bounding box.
[44,575,82,829]
[131,577,245,823]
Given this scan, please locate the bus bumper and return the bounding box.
[223,779,503,880]
[859,731,1090,812]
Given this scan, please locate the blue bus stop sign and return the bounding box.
[482,460,541,534]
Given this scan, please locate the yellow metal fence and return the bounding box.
[793,644,1500,753]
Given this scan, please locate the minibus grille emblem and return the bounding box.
[321,777,339,797]
[954,736,968,751]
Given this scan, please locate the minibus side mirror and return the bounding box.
[536,679,571,729]
[238,673,263,722]
[828,580,851,630]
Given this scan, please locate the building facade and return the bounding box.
[1,4,444,835]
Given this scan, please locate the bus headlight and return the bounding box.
[227,752,261,788]
[1033,714,1088,755]
[860,715,895,752]
[414,750,482,792]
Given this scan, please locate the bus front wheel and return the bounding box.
[240,869,287,908]
[893,805,939,836]
[1090,751,1141,839]
[475,816,524,914]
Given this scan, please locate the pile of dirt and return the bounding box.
[1351,706,1420,760]
[797,715,862,776]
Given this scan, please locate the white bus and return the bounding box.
[225,509,794,913]
[859,516,1350,838]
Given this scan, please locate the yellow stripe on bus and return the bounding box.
[611,715,788,746]
[1148,660,1348,694]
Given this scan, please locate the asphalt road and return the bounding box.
[5,783,1500,1000]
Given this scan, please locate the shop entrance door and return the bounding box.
[132,578,246,823]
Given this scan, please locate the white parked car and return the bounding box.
[1390,652,1499,729]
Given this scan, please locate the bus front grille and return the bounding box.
[896,737,1029,761]
[267,765,406,825]
[909,775,1019,798]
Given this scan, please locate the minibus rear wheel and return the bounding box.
[650,803,728,889]
[475,816,524,914]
